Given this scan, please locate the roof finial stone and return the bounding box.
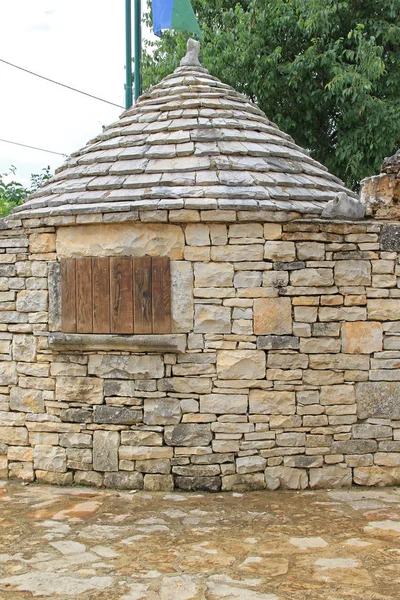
[180,38,201,67]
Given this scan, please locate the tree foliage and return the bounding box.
[142,0,400,189]
[0,166,51,217]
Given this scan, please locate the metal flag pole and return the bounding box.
[125,0,133,109]
[134,0,142,102]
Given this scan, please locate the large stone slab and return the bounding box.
[341,321,382,354]
[367,299,400,321]
[254,298,292,335]
[249,390,295,415]
[57,223,184,259]
[33,446,67,473]
[56,377,104,404]
[194,263,233,287]
[217,350,266,380]
[200,394,248,414]
[0,361,17,386]
[356,382,400,419]
[171,261,193,333]
[143,398,181,425]
[194,305,231,333]
[93,431,119,471]
[10,387,44,413]
[16,291,48,312]
[309,466,352,489]
[164,424,212,446]
[88,355,164,379]
[12,335,37,362]
[93,406,142,425]
[334,260,371,286]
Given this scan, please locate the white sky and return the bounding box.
[0,1,153,186]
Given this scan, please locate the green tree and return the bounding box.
[142,0,400,189]
[0,166,51,217]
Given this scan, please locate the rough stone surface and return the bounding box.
[216,350,266,380]
[356,382,400,419]
[93,431,119,472]
[165,424,212,447]
[144,399,181,425]
[341,322,383,354]
[254,298,292,335]
[88,355,164,379]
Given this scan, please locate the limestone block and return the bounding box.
[67,448,92,470]
[265,466,308,490]
[33,445,67,472]
[334,261,371,286]
[104,471,144,490]
[59,433,92,448]
[175,475,221,492]
[12,335,37,362]
[356,382,400,419]
[185,223,210,246]
[381,224,400,251]
[119,446,173,460]
[217,350,266,380]
[249,390,295,414]
[57,223,184,259]
[60,409,92,423]
[276,433,306,447]
[309,466,352,489]
[291,269,334,287]
[36,471,73,485]
[267,352,308,370]
[121,431,163,446]
[331,440,377,454]
[296,242,325,261]
[236,456,267,474]
[353,424,392,439]
[164,424,212,446]
[16,290,48,312]
[93,430,119,471]
[194,263,233,287]
[320,385,355,405]
[56,377,103,404]
[353,466,400,486]
[88,354,164,379]
[171,261,193,333]
[294,306,318,323]
[7,446,33,461]
[210,224,227,245]
[264,241,296,262]
[222,473,266,491]
[158,377,212,394]
[375,453,400,467]
[144,474,174,492]
[10,387,44,413]
[257,336,299,350]
[285,455,323,468]
[172,465,220,477]
[229,223,263,238]
[300,337,341,354]
[9,462,34,482]
[211,245,263,262]
[93,406,142,425]
[0,427,28,445]
[0,361,17,385]
[29,233,56,253]
[263,223,282,240]
[135,459,171,474]
[262,271,289,287]
[234,271,262,288]
[143,398,181,425]
[367,299,400,321]
[254,298,292,335]
[200,394,248,414]
[194,305,231,333]
[342,321,382,354]
[74,471,103,487]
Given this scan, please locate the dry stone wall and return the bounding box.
[1,209,400,491]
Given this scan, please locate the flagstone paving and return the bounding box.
[1,480,400,599]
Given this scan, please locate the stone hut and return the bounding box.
[1,42,400,492]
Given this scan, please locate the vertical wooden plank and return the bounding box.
[110,257,134,334]
[76,258,93,333]
[133,256,152,334]
[92,257,110,333]
[61,258,76,333]
[152,256,171,334]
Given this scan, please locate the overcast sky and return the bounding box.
[0,1,153,186]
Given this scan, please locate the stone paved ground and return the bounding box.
[1,481,400,599]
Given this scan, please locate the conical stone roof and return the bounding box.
[13,44,358,219]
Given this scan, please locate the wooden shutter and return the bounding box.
[60,256,171,335]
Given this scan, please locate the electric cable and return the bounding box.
[0,58,125,109]
[0,137,67,157]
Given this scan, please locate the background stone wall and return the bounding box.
[1,210,400,491]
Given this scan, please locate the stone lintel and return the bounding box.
[49,333,186,353]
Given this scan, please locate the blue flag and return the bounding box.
[152,0,202,39]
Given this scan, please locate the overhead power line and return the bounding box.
[0,58,125,109]
[0,137,67,157]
